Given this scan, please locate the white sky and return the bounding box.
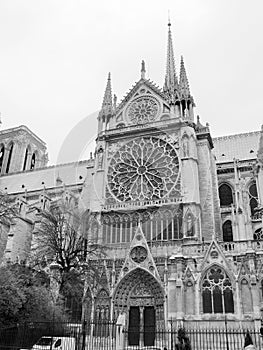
[0,0,262,165]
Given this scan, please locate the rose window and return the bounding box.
[107,137,180,202]
[127,96,159,124]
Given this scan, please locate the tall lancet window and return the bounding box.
[248,181,259,218]
[202,266,234,314]
[222,220,233,242]
[0,145,5,172]
[219,184,233,207]
[6,142,14,174]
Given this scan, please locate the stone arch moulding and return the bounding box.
[112,267,165,321]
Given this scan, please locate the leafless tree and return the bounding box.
[0,191,18,226]
[0,191,18,260]
[32,201,104,294]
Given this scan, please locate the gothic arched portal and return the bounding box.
[113,268,164,324]
[113,268,165,347]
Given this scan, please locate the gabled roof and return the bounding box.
[116,79,166,114]
[213,131,261,163]
[0,125,46,146]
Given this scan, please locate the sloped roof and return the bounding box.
[213,131,261,163]
[0,125,46,146]
[0,160,94,194]
[116,79,166,114]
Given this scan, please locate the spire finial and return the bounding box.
[179,55,190,97]
[141,60,146,79]
[163,19,179,104]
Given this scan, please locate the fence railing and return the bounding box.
[0,321,262,350]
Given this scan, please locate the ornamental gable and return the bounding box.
[115,80,171,128]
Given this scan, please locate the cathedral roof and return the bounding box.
[213,131,261,163]
[0,125,46,147]
[116,78,166,114]
[0,159,93,195]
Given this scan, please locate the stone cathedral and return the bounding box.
[1,23,263,334]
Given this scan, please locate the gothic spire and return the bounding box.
[101,72,113,110]
[163,20,179,102]
[179,55,191,98]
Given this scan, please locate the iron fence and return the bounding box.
[0,320,116,350]
[0,321,262,350]
[122,326,263,350]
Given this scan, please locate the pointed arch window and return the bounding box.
[30,152,36,170]
[202,266,234,314]
[0,145,5,172]
[253,228,263,241]
[23,147,29,171]
[222,220,233,242]
[5,143,14,174]
[219,184,233,207]
[248,181,259,218]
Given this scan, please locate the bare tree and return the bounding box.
[0,191,18,261]
[32,201,104,294]
[0,190,18,226]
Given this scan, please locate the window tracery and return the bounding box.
[202,266,234,314]
[253,228,263,241]
[107,137,180,202]
[127,96,159,124]
[102,208,183,243]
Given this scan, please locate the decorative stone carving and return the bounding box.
[130,246,147,263]
[107,136,180,202]
[127,96,159,124]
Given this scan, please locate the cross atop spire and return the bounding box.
[179,55,191,98]
[163,20,179,103]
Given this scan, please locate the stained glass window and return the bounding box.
[202,266,234,314]
[107,137,180,202]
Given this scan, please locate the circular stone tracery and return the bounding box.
[107,137,180,202]
[127,96,159,124]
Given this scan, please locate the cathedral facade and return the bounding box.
[1,23,263,334]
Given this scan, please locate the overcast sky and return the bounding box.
[0,0,262,165]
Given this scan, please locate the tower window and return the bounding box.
[0,145,5,172]
[248,182,259,218]
[202,266,234,314]
[30,152,36,170]
[222,220,233,242]
[219,184,233,206]
[23,148,29,171]
[5,143,14,174]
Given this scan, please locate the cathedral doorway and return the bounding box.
[128,306,155,346]
[113,268,164,347]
